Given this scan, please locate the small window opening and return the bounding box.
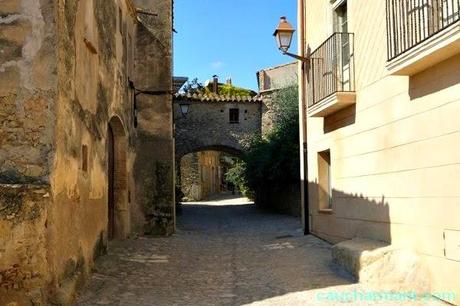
[318,150,332,210]
[229,108,239,124]
[82,145,88,172]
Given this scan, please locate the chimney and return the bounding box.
[258,71,266,91]
[212,75,219,94]
[226,77,232,86]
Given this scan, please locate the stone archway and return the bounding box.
[108,116,129,240]
[177,145,243,164]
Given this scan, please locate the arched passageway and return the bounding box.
[173,94,262,205]
[108,116,129,240]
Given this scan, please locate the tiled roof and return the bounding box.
[174,93,263,103]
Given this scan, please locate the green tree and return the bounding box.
[226,84,299,204]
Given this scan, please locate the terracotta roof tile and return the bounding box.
[174,93,263,103]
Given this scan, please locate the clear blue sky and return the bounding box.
[174,0,298,91]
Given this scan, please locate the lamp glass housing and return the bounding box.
[274,16,295,53]
[276,31,294,52]
[180,104,190,116]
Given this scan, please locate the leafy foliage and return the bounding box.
[182,78,256,97]
[182,78,205,94]
[225,161,252,198]
[215,84,256,97]
[226,85,299,199]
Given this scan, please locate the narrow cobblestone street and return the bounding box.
[76,195,446,306]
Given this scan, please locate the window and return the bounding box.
[318,150,332,211]
[442,0,460,24]
[334,2,351,90]
[82,145,88,172]
[229,108,239,124]
[334,2,348,33]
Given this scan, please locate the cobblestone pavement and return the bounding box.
[76,195,447,306]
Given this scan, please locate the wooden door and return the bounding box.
[108,125,115,240]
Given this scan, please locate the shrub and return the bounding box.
[226,85,299,204]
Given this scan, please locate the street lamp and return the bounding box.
[274,16,295,52]
[274,14,310,235]
[179,103,190,117]
[273,16,309,62]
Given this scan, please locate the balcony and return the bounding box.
[308,32,356,118]
[386,0,460,75]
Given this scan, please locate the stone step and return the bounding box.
[332,237,390,279]
[332,237,432,294]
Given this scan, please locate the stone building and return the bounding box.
[257,62,297,92]
[174,93,263,161]
[0,0,174,304]
[257,62,297,135]
[297,0,460,303]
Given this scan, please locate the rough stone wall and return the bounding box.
[133,0,175,236]
[0,184,50,305]
[260,95,276,137]
[180,153,201,201]
[0,0,56,304]
[0,0,147,304]
[174,101,262,160]
[0,0,56,184]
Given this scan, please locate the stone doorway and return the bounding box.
[107,116,129,240]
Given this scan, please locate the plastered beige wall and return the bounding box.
[48,0,139,302]
[304,0,460,303]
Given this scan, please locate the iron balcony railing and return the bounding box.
[386,0,460,61]
[308,32,355,107]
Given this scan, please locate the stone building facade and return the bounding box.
[298,0,460,303]
[174,93,263,160]
[0,0,174,304]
